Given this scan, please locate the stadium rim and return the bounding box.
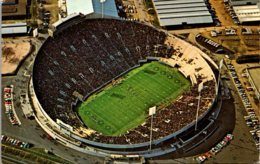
[31,17,219,156]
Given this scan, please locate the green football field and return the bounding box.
[78,62,190,136]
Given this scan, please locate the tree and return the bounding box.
[2,46,15,62]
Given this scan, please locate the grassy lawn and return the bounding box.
[78,62,190,136]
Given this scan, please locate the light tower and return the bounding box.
[100,0,106,18]
[216,59,224,94]
[149,106,156,150]
[195,82,203,131]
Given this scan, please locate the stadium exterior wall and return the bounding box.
[30,39,61,130]
[31,82,81,147]
[32,49,219,151]
[32,56,218,150]
[31,17,219,154]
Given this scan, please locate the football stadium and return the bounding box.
[30,17,222,158]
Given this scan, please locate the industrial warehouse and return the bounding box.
[152,0,213,27]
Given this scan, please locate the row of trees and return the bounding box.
[2,46,19,64]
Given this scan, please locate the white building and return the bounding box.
[233,4,260,23]
[229,0,259,6]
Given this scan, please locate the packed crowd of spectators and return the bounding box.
[33,18,216,144]
[84,80,215,144]
[33,18,168,128]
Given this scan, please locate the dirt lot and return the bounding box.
[121,0,158,26]
[201,26,260,55]
[2,42,31,75]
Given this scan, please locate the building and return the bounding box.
[152,0,213,27]
[65,0,94,16]
[64,0,118,18]
[232,4,260,23]
[1,23,28,35]
[53,0,118,30]
[2,0,17,5]
[229,0,259,6]
[2,0,29,20]
[246,67,260,100]
[92,0,118,18]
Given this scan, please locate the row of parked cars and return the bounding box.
[194,134,234,163]
[224,1,239,24]
[122,4,137,14]
[249,124,260,149]
[227,64,252,108]
[205,0,221,26]
[195,34,226,54]
[227,63,259,149]
[4,86,20,126]
[4,87,13,114]
[1,135,32,149]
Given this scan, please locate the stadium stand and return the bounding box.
[33,18,216,145]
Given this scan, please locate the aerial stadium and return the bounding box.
[30,16,222,159]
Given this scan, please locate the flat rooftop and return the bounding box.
[152,0,213,26]
[2,0,27,17]
[2,23,27,35]
[92,0,118,17]
[229,0,259,6]
[2,0,16,5]
[65,0,118,17]
[66,0,94,15]
[233,5,260,23]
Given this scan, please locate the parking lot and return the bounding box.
[223,1,240,25]
[226,62,259,114]
[2,135,32,149]
[225,62,259,146]
[228,61,260,113]
[194,134,234,163]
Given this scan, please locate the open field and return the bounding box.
[78,62,190,136]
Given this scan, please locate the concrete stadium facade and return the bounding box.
[30,16,222,158]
